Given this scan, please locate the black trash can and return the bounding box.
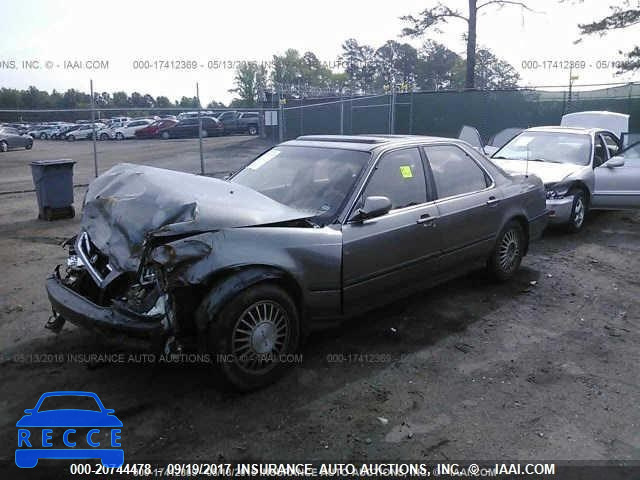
[30,159,76,221]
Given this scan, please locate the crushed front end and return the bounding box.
[46,231,173,338]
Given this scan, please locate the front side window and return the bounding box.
[425,145,489,199]
[232,146,370,224]
[362,148,426,210]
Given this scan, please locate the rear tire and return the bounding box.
[204,283,300,391]
[39,132,47,139]
[564,189,587,233]
[488,220,524,282]
[161,131,170,139]
[25,142,33,150]
[248,125,258,135]
[100,133,109,141]
[67,135,75,142]
[115,132,124,141]
[0,141,8,152]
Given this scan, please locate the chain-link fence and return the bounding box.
[281,82,640,142]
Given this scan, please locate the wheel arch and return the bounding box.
[194,265,304,335]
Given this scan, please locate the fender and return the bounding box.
[194,266,302,334]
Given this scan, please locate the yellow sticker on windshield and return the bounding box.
[399,165,413,178]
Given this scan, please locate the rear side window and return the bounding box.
[424,145,489,199]
[363,148,426,209]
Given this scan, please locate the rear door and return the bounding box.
[422,143,503,271]
[593,132,640,209]
[342,147,442,314]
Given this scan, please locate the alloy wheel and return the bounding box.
[231,300,289,374]
[498,228,521,273]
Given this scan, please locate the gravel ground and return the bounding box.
[0,139,638,475]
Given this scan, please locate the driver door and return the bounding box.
[592,132,640,209]
[341,147,442,315]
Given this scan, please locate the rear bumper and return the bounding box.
[46,274,163,337]
[546,197,574,224]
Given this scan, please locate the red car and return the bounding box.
[134,119,178,139]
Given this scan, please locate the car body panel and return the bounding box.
[561,111,629,139]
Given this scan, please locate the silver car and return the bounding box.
[491,126,640,232]
[45,135,547,390]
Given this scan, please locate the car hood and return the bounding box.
[81,163,312,272]
[491,159,582,185]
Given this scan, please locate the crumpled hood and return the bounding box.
[81,163,311,272]
[491,159,582,185]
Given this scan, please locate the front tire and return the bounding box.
[25,142,33,150]
[248,125,258,135]
[565,189,587,233]
[100,133,109,141]
[67,135,75,142]
[488,220,525,282]
[0,141,8,152]
[161,131,170,139]
[115,132,124,141]
[204,283,300,391]
[39,132,47,139]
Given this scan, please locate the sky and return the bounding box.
[1,0,639,105]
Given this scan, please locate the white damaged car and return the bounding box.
[490,126,640,232]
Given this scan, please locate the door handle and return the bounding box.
[486,197,500,206]
[417,214,437,226]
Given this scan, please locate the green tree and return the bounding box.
[416,40,465,90]
[340,38,377,93]
[401,1,534,88]
[574,1,640,71]
[229,62,267,107]
[474,47,520,88]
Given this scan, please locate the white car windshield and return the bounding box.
[493,131,592,166]
[231,146,370,224]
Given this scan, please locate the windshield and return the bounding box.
[231,146,370,224]
[493,131,592,166]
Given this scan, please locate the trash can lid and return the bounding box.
[30,159,76,166]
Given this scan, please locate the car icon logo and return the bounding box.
[15,391,123,468]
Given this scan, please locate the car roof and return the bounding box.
[283,134,461,152]
[525,126,603,135]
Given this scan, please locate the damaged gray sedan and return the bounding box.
[46,135,548,390]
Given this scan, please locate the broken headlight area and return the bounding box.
[56,233,175,326]
[545,183,571,200]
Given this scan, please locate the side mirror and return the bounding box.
[605,157,625,168]
[353,196,392,221]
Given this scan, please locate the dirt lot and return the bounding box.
[0,138,639,474]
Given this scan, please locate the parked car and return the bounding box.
[491,126,640,232]
[135,119,178,139]
[65,123,106,141]
[113,119,154,140]
[96,125,116,141]
[238,112,260,135]
[214,111,260,135]
[160,117,223,139]
[0,127,34,151]
[52,124,80,140]
[45,135,547,390]
[28,124,67,140]
[177,111,215,120]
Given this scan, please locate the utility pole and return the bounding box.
[90,79,98,178]
[196,82,204,175]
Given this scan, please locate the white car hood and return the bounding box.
[491,159,582,185]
